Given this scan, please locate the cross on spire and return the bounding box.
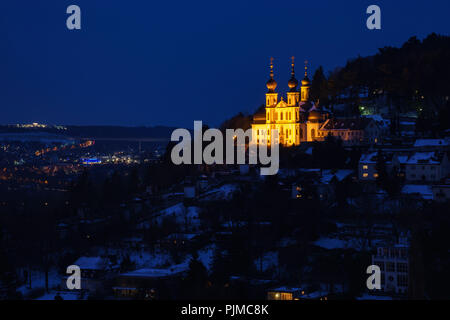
[291,56,295,76]
[269,57,274,78]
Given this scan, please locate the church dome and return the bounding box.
[266,57,277,93]
[288,77,298,90]
[266,78,277,92]
[308,109,321,121]
[288,57,298,90]
[302,60,310,86]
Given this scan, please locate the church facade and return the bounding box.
[252,58,378,147]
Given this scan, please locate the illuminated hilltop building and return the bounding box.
[252,58,378,146]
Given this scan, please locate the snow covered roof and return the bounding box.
[165,233,198,240]
[320,169,353,184]
[121,262,189,278]
[73,257,106,270]
[269,286,303,293]
[200,184,238,201]
[362,151,445,165]
[394,155,409,164]
[406,152,441,165]
[414,139,448,148]
[359,152,378,164]
[401,184,433,200]
[363,115,390,127]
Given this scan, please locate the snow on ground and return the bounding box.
[313,237,373,251]
[74,257,106,270]
[402,184,433,200]
[37,291,86,300]
[222,220,247,229]
[121,262,190,278]
[17,269,61,297]
[200,184,238,201]
[155,204,201,230]
[197,244,216,273]
[129,249,173,269]
[254,251,278,273]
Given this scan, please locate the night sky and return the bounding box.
[1,0,449,128]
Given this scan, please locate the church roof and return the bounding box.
[253,108,266,124]
[321,117,373,131]
[299,101,314,112]
[276,100,288,108]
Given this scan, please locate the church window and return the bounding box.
[281,113,283,120]
[311,129,316,139]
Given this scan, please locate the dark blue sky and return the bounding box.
[1,0,449,127]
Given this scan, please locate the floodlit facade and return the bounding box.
[252,58,380,147]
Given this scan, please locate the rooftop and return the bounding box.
[73,257,106,270]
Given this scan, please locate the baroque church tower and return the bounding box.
[252,57,325,146]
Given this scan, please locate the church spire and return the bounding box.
[288,56,299,91]
[266,57,277,93]
[301,59,310,102]
[304,60,309,80]
[270,57,274,78]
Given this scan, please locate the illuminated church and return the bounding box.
[252,58,374,146]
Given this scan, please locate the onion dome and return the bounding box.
[288,56,298,91]
[308,103,321,122]
[302,60,310,85]
[266,57,277,93]
[308,109,321,121]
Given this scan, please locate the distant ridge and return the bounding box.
[0,125,179,140]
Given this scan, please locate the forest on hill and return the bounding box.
[222,33,450,134]
[312,33,450,132]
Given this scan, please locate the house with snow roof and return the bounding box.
[113,262,189,299]
[413,139,449,151]
[359,150,449,183]
[405,151,448,182]
[61,256,108,292]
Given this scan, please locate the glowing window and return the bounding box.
[363,165,368,170]
[363,173,369,178]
